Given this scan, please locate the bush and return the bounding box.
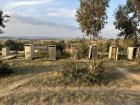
[105,41,111,52]
[56,40,65,52]
[0,61,13,77]
[57,51,71,59]
[35,51,48,59]
[78,43,89,58]
[0,43,3,50]
[61,59,107,86]
[4,40,24,51]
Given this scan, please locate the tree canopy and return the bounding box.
[129,0,140,18]
[0,9,10,34]
[114,1,140,42]
[76,0,110,38]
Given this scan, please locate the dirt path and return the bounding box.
[117,67,140,83]
[0,78,31,98]
[0,66,140,98]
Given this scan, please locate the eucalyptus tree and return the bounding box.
[114,1,140,44]
[76,0,110,41]
[0,9,10,34]
[129,0,140,17]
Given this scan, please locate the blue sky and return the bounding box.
[0,0,126,38]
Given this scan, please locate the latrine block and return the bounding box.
[24,44,35,60]
[48,45,56,61]
[127,47,140,60]
[89,45,98,59]
[109,46,119,61]
[2,47,10,57]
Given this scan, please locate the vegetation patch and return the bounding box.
[0,61,13,77]
[0,89,140,105]
[61,59,108,86]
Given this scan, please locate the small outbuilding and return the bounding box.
[48,45,56,61]
[2,47,10,57]
[109,46,119,61]
[127,47,140,60]
[89,45,98,59]
[24,44,35,60]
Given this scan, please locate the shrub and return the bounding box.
[61,59,107,86]
[35,51,48,59]
[0,61,13,77]
[57,51,71,59]
[78,43,89,58]
[56,40,65,52]
[0,43,3,50]
[4,40,24,51]
[105,41,111,52]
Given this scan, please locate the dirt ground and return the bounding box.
[0,58,140,105]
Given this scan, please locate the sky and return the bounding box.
[0,0,126,38]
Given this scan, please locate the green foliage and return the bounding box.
[57,51,71,59]
[105,41,111,52]
[56,40,65,51]
[53,41,71,59]
[0,61,13,77]
[114,2,140,42]
[129,0,140,18]
[76,0,109,38]
[61,59,107,86]
[0,9,10,34]
[98,41,111,53]
[4,40,24,51]
[35,51,48,59]
[78,43,89,58]
[0,43,3,50]
[125,39,136,47]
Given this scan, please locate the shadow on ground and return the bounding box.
[102,66,125,85]
[6,58,62,76]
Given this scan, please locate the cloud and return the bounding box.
[100,24,120,38]
[4,0,54,10]
[47,8,76,18]
[1,0,120,38]
[3,18,82,38]
[11,13,78,31]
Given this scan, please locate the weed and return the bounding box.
[61,59,108,86]
[0,61,13,77]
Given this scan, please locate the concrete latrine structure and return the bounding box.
[109,46,119,61]
[127,47,140,60]
[24,44,35,60]
[2,47,10,57]
[89,45,98,59]
[48,45,56,61]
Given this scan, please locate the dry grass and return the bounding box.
[0,58,140,105]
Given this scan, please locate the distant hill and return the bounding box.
[0,35,79,41]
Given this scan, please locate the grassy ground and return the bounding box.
[0,58,140,105]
